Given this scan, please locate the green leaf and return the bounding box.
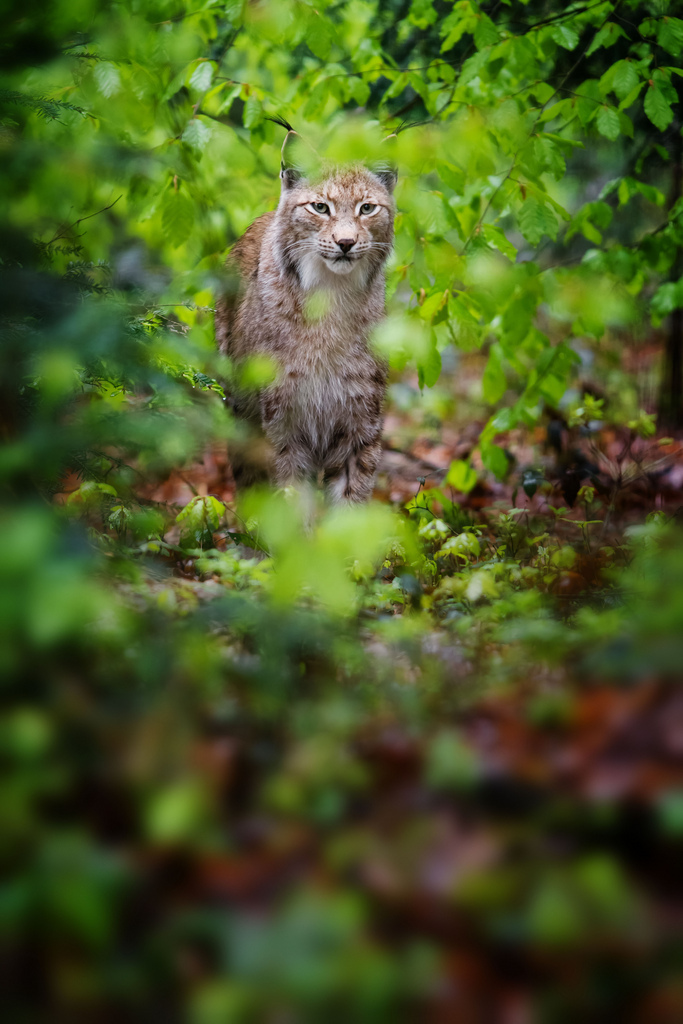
[440,532,480,560]
[481,442,509,480]
[651,280,683,322]
[618,81,644,110]
[482,344,507,404]
[542,132,585,151]
[490,407,517,433]
[243,93,263,129]
[224,0,244,22]
[348,77,370,106]
[93,62,121,98]
[539,189,566,224]
[618,110,634,139]
[551,23,579,51]
[539,372,568,406]
[440,9,475,52]
[213,82,241,113]
[67,481,118,507]
[176,495,226,547]
[438,162,465,194]
[518,197,544,246]
[533,136,566,179]
[612,60,639,100]
[653,69,678,103]
[306,12,333,60]
[644,84,674,131]
[161,190,194,248]
[474,13,499,49]
[409,0,438,30]
[417,330,442,389]
[446,460,477,493]
[531,82,555,105]
[408,72,429,103]
[382,72,409,102]
[189,60,215,93]
[586,22,627,56]
[617,177,665,208]
[539,100,569,124]
[182,118,212,151]
[658,17,683,56]
[418,291,447,322]
[460,49,488,86]
[576,218,602,245]
[596,105,620,141]
[518,197,558,246]
[482,224,517,261]
[567,200,612,245]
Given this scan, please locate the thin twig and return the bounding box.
[45,195,122,246]
[524,1,611,31]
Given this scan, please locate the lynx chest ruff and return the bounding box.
[216,163,396,503]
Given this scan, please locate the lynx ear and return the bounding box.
[280,166,305,190]
[373,168,398,193]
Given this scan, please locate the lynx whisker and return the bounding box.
[281,240,319,259]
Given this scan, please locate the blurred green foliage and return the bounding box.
[2,0,683,1020]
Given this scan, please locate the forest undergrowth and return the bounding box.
[41,347,683,1023]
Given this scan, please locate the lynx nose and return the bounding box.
[335,238,356,254]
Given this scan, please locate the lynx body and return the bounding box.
[215,165,396,502]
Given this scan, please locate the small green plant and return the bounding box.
[176,495,227,549]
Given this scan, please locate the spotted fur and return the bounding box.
[216,165,396,502]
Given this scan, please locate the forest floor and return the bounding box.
[72,344,680,1022]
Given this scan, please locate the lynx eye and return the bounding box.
[360,203,377,215]
[310,202,329,214]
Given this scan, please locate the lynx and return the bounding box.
[215,164,396,503]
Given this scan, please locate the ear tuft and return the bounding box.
[280,166,304,190]
[373,167,398,193]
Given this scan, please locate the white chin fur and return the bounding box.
[297,251,366,291]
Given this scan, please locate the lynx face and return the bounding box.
[276,165,396,291]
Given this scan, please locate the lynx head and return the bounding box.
[275,164,397,291]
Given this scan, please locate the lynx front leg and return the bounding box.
[257,386,307,487]
[268,443,317,531]
[323,437,382,504]
[268,438,315,490]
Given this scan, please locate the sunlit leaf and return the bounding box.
[182,117,212,150]
[446,460,477,493]
[93,62,121,97]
